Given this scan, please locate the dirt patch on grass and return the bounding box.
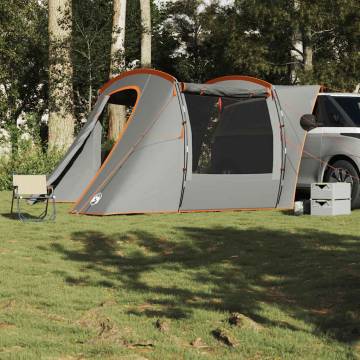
[77,307,129,346]
[0,345,24,354]
[0,322,15,329]
[212,328,237,347]
[0,299,16,310]
[228,312,263,331]
[155,319,169,332]
[190,337,209,349]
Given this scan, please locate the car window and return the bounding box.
[333,97,360,126]
[314,96,347,127]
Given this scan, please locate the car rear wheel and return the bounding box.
[324,160,360,209]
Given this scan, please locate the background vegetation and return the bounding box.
[1,0,359,137]
[1,0,358,187]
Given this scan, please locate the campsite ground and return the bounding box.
[0,191,359,360]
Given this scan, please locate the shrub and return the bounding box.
[0,139,63,191]
[101,139,115,163]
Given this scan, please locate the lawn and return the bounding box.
[0,191,359,360]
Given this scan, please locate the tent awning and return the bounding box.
[181,82,270,98]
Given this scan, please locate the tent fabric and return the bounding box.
[272,85,321,208]
[72,72,184,214]
[46,98,107,201]
[47,68,320,214]
[181,82,269,98]
[49,121,102,202]
[179,78,283,210]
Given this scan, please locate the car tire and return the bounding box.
[324,160,360,209]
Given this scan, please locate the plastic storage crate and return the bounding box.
[311,183,351,200]
[311,199,351,216]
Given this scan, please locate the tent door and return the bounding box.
[179,94,283,210]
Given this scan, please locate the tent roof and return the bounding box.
[181,82,269,98]
[99,68,177,94]
[206,75,272,89]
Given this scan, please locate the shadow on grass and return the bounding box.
[49,226,360,343]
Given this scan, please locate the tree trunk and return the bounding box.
[303,28,313,73]
[290,0,303,84]
[108,0,127,142]
[48,0,75,151]
[140,0,151,67]
[108,105,127,141]
[110,0,127,76]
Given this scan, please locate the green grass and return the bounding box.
[0,191,359,359]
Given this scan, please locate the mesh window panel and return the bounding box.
[185,94,273,174]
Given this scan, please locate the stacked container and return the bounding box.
[310,183,351,216]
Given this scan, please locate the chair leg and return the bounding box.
[14,195,56,222]
[40,198,49,219]
[52,197,56,220]
[16,196,23,221]
[10,189,15,214]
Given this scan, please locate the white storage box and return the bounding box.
[310,199,351,216]
[311,183,351,200]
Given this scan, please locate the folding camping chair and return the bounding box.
[11,175,56,222]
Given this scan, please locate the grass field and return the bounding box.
[0,191,359,359]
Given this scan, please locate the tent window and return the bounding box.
[101,88,139,163]
[185,94,273,174]
[108,89,138,107]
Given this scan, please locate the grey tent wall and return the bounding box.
[180,79,284,211]
[51,121,102,202]
[72,73,185,215]
[274,85,320,208]
[47,95,108,201]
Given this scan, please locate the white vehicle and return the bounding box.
[298,93,360,208]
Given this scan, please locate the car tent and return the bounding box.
[47,69,320,215]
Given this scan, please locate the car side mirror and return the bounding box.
[300,114,317,131]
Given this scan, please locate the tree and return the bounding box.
[156,0,220,82]
[140,0,152,67]
[0,0,48,153]
[108,0,127,141]
[48,0,75,151]
[72,0,113,121]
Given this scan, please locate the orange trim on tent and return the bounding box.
[206,75,272,90]
[99,68,176,94]
[179,126,185,139]
[71,85,141,213]
[73,207,292,216]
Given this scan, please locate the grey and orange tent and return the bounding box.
[47,69,320,215]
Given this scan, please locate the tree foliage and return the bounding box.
[72,0,113,120]
[0,0,48,147]
[1,0,359,152]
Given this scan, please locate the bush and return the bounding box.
[0,139,63,191]
[101,139,115,163]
